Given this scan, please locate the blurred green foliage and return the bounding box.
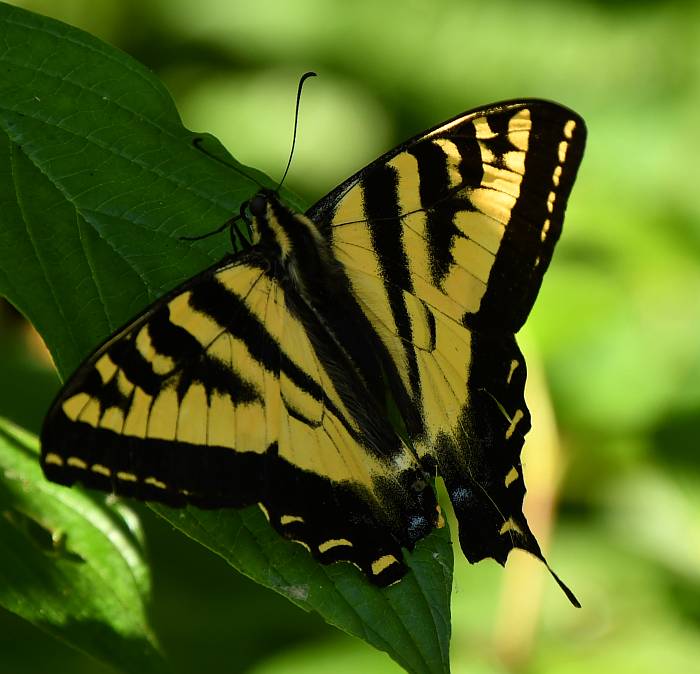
[0,0,698,672]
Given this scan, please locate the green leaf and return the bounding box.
[0,418,165,673]
[0,4,453,674]
[0,1,273,376]
[153,504,453,674]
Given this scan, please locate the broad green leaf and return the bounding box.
[0,4,453,673]
[153,504,453,674]
[0,418,164,673]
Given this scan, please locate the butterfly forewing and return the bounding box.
[313,100,584,329]
[42,99,585,595]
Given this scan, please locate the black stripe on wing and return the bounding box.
[361,166,422,406]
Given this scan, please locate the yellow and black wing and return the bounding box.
[41,253,440,584]
[307,100,586,598]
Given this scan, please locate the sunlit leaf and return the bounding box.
[0,418,164,673]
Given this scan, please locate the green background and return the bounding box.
[1,0,698,672]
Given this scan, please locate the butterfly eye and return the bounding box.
[249,194,268,217]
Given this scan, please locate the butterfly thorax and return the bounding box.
[249,189,345,307]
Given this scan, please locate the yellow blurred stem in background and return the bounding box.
[493,341,569,669]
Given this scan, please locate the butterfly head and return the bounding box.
[248,191,269,221]
[247,188,288,251]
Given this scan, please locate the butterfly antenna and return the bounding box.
[186,72,315,249]
[276,71,317,192]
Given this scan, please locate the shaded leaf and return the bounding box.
[153,504,452,674]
